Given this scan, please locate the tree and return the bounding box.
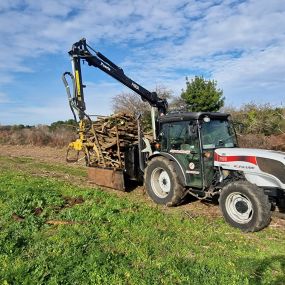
[112,92,148,116]
[181,76,224,112]
[49,119,77,131]
[112,85,173,130]
[168,96,187,111]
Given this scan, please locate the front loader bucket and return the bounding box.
[88,167,125,191]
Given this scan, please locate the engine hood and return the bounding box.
[214,148,285,189]
[215,148,285,165]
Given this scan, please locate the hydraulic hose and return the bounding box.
[62,72,77,122]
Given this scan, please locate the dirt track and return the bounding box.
[1,144,284,230]
[0,144,70,164]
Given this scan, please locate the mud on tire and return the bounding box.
[219,181,271,232]
[144,156,185,206]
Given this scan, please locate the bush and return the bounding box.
[226,103,284,136]
[49,119,77,131]
[0,125,76,147]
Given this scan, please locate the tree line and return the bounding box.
[1,76,284,138]
[112,76,284,136]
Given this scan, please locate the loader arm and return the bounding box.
[68,38,168,117]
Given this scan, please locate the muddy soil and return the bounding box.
[0,144,68,164]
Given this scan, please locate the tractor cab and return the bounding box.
[157,112,237,190]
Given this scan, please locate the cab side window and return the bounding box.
[169,122,190,150]
[159,121,199,151]
[158,123,168,151]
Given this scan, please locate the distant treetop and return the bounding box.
[181,76,224,112]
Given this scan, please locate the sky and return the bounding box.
[0,0,284,125]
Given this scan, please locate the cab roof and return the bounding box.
[158,112,230,123]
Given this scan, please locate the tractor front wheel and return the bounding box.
[219,181,271,232]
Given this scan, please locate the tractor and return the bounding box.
[62,38,285,232]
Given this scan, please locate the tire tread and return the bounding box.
[144,156,185,206]
[219,180,271,232]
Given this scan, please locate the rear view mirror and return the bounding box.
[233,122,244,134]
[188,123,198,136]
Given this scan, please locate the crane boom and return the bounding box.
[68,38,168,117]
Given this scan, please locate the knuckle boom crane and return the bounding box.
[62,37,167,189]
[64,38,168,118]
[63,38,285,232]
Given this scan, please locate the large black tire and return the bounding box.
[144,157,185,206]
[219,181,271,232]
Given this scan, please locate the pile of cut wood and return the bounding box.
[87,113,138,168]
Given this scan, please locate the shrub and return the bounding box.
[226,103,284,136]
[0,125,76,147]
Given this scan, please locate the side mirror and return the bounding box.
[233,122,244,134]
[189,123,198,135]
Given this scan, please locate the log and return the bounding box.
[85,112,140,168]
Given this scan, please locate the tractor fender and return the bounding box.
[147,152,187,186]
[244,172,284,189]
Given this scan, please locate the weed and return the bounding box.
[0,158,284,284]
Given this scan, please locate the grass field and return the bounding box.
[0,155,285,284]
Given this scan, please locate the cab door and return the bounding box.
[159,121,203,188]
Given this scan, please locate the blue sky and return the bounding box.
[0,0,284,125]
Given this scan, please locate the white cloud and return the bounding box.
[0,92,10,103]
[116,0,285,105]
[0,98,71,125]
[0,0,284,124]
[0,81,126,125]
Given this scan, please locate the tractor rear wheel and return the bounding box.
[144,157,185,206]
[219,181,271,232]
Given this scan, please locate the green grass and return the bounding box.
[0,156,284,284]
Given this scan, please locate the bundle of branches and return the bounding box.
[87,113,138,168]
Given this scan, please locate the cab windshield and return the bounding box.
[201,119,238,149]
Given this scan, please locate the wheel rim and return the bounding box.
[150,167,171,198]
[225,192,253,224]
